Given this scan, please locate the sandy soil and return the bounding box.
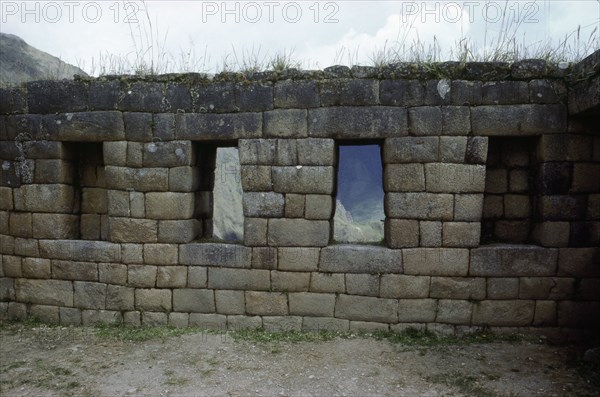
[0,323,597,397]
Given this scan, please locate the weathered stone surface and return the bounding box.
[481,81,529,104]
[284,194,305,218]
[32,213,79,239]
[105,166,168,192]
[385,219,419,248]
[272,166,334,194]
[557,248,600,277]
[380,80,424,106]
[215,290,245,315]
[179,243,251,268]
[9,212,31,238]
[384,164,425,192]
[335,294,397,323]
[425,163,486,193]
[33,159,74,184]
[532,222,570,247]
[142,141,194,167]
[430,277,485,299]
[268,219,329,247]
[304,194,332,220]
[263,109,307,138]
[158,220,201,243]
[303,317,350,332]
[243,192,285,217]
[241,165,272,192]
[271,271,310,292]
[244,218,268,246]
[472,300,535,326]
[465,136,489,164]
[135,289,172,312]
[52,260,98,281]
[39,240,120,262]
[74,281,106,309]
[145,192,195,220]
[82,310,122,326]
[29,305,59,324]
[470,245,558,276]
[173,289,215,313]
[175,112,262,140]
[472,105,567,135]
[22,258,51,279]
[397,299,437,322]
[14,238,39,257]
[440,136,467,163]
[403,248,469,276]
[208,268,270,290]
[345,274,379,296]
[227,315,262,330]
[436,300,473,324]
[454,194,484,222]
[386,193,453,220]
[108,218,158,243]
[15,279,73,306]
[238,139,276,165]
[186,267,207,288]
[251,247,277,270]
[319,79,379,106]
[274,80,319,108]
[320,245,402,274]
[263,316,303,332]
[309,107,407,138]
[278,248,320,272]
[296,138,335,166]
[384,137,438,163]
[310,272,345,293]
[349,321,390,332]
[380,275,430,298]
[43,111,125,141]
[408,107,442,135]
[98,263,127,285]
[127,265,157,288]
[487,278,519,299]
[442,107,471,135]
[13,184,74,213]
[245,291,287,316]
[442,222,481,247]
[235,82,273,112]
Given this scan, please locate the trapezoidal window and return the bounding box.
[195,144,244,242]
[333,143,385,243]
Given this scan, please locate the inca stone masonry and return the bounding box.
[0,51,598,337]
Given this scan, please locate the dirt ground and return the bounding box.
[0,322,598,397]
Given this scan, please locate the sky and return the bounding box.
[1,0,599,75]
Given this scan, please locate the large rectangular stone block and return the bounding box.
[384,164,425,192]
[207,268,270,290]
[442,222,481,247]
[15,279,73,306]
[235,82,273,112]
[238,139,276,165]
[319,79,379,106]
[215,290,245,315]
[143,141,194,167]
[32,213,79,239]
[430,277,486,299]
[245,291,288,316]
[403,248,469,276]
[263,109,308,138]
[175,113,262,140]
[43,111,125,141]
[52,260,98,281]
[271,271,310,292]
[272,166,334,194]
[385,193,453,220]
[274,80,319,108]
[173,289,215,313]
[335,294,398,323]
[436,300,473,324]
[345,274,379,296]
[135,289,172,312]
[470,245,558,276]
[425,163,486,193]
[158,219,201,243]
[74,281,107,309]
[296,138,335,166]
[13,184,74,213]
[278,247,320,272]
[320,245,402,274]
[105,166,168,192]
[39,239,120,262]
[380,275,430,298]
[472,104,567,135]
[408,107,442,135]
[383,137,438,163]
[106,285,134,310]
[380,80,424,106]
[22,257,51,279]
[267,219,330,247]
[108,218,158,243]
[241,165,272,192]
[386,219,419,248]
[179,243,251,268]
[308,107,407,138]
[127,265,157,288]
[289,292,335,317]
[243,192,285,217]
[145,192,195,220]
[472,300,535,326]
[397,299,437,322]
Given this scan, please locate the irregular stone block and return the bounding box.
[284,194,305,218]
[118,82,164,112]
[145,192,195,220]
[135,289,172,312]
[27,80,88,114]
[245,291,287,316]
[472,300,535,326]
[179,243,251,268]
[386,192,453,220]
[436,300,473,324]
[380,274,430,298]
[305,194,332,220]
[296,138,335,166]
[465,136,488,164]
[274,80,319,108]
[123,112,152,141]
[158,220,202,243]
[263,316,302,332]
[289,292,335,317]
[335,294,397,323]
[207,268,270,290]
[442,222,481,247]
[187,267,208,288]
[380,80,424,106]
[487,278,519,299]
[264,109,307,138]
[52,260,98,281]
[235,82,273,112]
[430,277,485,299]
[173,289,215,313]
[310,272,345,293]
[251,247,277,270]
[143,141,194,167]
[345,274,379,296]
[271,271,310,292]
[439,136,467,163]
[472,104,567,135]
[241,165,272,192]
[403,248,469,276]
[309,107,407,138]
[481,81,529,104]
[384,164,425,192]
[244,218,268,246]
[302,317,349,332]
[215,290,245,315]
[13,184,74,213]
[22,258,51,279]
[238,139,276,165]
[143,244,178,265]
[243,192,285,217]
[108,218,158,243]
[408,107,442,135]
[319,245,401,274]
[175,113,262,140]
[99,263,127,285]
[519,277,575,300]
[425,163,486,193]
[105,166,168,192]
[74,281,107,309]
[442,106,471,135]
[9,212,32,238]
[128,265,157,288]
[385,219,419,248]
[470,245,558,276]
[268,219,329,247]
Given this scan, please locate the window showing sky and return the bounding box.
[2,1,598,75]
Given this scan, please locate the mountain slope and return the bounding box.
[0,33,87,85]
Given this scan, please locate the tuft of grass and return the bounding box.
[94,325,203,342]
[229,328,348,343]
[428,371,501,397]
[373,327,533,346]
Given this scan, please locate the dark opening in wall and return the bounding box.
[334,143,385,243]
[481,137,536,244]
[69,142,108,240]
[195,144,244,242]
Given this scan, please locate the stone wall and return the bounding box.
[1,52,599,336]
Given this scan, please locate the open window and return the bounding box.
[333,143,385,244]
